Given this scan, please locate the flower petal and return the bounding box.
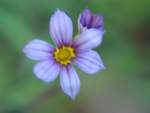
[74,50,105,74]
[78,8,92,31]
[23,39,54,61]
[74,29,104,50]
[60,65,80,100]
[49,10,73,46]
[91,14,104,29]
[33,60,60,82]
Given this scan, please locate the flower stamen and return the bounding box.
[53,46,75,65]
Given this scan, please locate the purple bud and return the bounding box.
[80,9,92,27]
[79,9,104,30]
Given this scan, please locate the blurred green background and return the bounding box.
[0,0,150,113]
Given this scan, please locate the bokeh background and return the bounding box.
[0,0,150,113]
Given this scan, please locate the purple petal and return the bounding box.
[60,65,80,100]
[91,14,104,29]
[74,50,105,74]
[80,9,92,27]
[23,39,54,61]
[33,60,60,82]
[78,9,92,32]
[49,10,73,46]
[74,29,104,50]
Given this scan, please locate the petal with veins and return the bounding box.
[49,10,73,46]
[74,50,105,74]
[23,39,53,61]
[33,60,60,82]
[74,29,104,50]
[60,65,80,100]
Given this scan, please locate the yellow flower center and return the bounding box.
[53,46,75,65]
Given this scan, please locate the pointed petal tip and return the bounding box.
[53,9,67,16]
[99,65,106,72]
[102,65,106,70]
[70,94,77,100]
[22,46,26,54]
[55,9,63,14]
[83,8,91,12]
[64,87,79,100]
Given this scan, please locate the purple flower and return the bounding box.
[23,10,105,99]
[78,8,104,32]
